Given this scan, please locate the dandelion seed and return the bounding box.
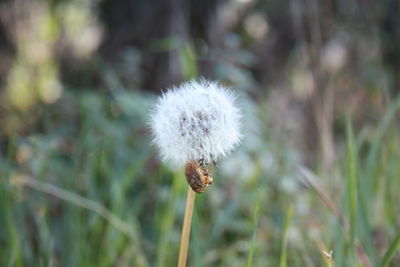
[150,79,242,167]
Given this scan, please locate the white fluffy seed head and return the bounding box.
[150,79,242,167]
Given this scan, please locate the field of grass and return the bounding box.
[1,82,400,267]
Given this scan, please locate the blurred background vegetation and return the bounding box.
[1,0,400,266]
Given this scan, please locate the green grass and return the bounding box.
[380,232,400,267]
[279,205,293,267]
[246,191,261,267]
[1,86,400,266]
[346,119,358,264]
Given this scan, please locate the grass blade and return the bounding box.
[380,232,400,267]
[246,192,261,267]
[280,205,293,267]
[346,119,357,257]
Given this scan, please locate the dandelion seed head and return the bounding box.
[150,79,242,167]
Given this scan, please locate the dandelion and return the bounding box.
[150,79,242,267]
[150,79,242,167]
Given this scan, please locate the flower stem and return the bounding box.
[178,186,196,267]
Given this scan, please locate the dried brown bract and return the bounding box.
[184,161,213,193]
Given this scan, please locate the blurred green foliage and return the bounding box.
[1,76,400,266]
